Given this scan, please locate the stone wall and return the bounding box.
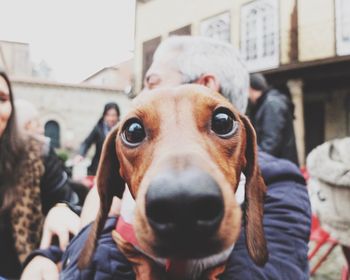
[12,78,131,151]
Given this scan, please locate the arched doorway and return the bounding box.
[44,120,60,148]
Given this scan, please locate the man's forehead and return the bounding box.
[148,56,178,74]
[135,84,224,106]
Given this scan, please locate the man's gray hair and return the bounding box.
[153,36,249,113]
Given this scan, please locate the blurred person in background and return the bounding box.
[15,99,90,203]
[75,102,120,176]
[0,70,80,279]
[248,73,298,165]
[307,137,350,272]
[14,99,44,135]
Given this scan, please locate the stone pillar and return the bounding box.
[287,79,305,166]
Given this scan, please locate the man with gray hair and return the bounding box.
[143,37,310,279]
[146,35,249,113]
[24,36,311,279]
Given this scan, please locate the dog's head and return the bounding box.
[79,84,268,269]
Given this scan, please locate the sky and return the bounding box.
[0,0,135,83]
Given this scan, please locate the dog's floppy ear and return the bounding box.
[78,125,125,269]
[240,114,268,266]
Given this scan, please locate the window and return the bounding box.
[142,37,161,80]
[241,0,279,71]
[45,120,60,148]
[336,0,350,55]
[200,12,230,42]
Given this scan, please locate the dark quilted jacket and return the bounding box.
[28,151,311,280]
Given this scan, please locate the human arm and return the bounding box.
[21,256,59,280]
[40,145,80,214]
[40,204,80,251]
[79,126,98,157]
[60,217,134,279]
[38,184,120,252]
[79,186,100,228]
[221,180,311,279]
[23,217,135,279]
[221,153,311,279]
[23,188,122,278]
[59,174,311,280]
[80,186,121,228]
[39,145,81,250]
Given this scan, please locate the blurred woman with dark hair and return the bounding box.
[76,102,120,175]
[0,70,79,278]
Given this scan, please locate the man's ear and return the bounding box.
[240,114,268,266]
[196,74,220,92]
[78,125,125,269]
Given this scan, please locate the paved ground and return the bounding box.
[310,243,347,280]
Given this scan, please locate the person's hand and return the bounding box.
[80,186,121,228]
[21,256,59,280]
[40,204,80,251]
[73,154,84,164]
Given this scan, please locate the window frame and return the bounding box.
[200,11,231,43]
[335,0,350,55]
[240,0,279,71]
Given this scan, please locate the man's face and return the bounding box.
[25,118,44,135]
[248,87,262,104]
[144,53,183,90]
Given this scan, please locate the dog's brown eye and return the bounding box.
[211,108,237,138]
[122,119,146,146]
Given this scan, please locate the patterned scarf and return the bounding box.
[10,137,45,264]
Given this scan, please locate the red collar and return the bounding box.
[115,216,139,247]
[115,216,187,274]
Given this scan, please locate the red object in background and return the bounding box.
[300,166,309,181]
[341,265,349,280]
[80,175,95,188]
[302,167,349,279]
[308,214,339,276]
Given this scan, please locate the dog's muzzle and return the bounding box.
[145,166,224,258]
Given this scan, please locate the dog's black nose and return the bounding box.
[145,166,223,242]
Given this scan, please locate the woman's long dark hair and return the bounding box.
[0,71,25,213]
[97,102,120,126]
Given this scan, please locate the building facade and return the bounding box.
[0,40,32,77]
[12,78,131,151]
[83,59,133,94]
[1,40,132,152]
[135,0,350,165]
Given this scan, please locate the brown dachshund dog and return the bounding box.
[79,84,268,279]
